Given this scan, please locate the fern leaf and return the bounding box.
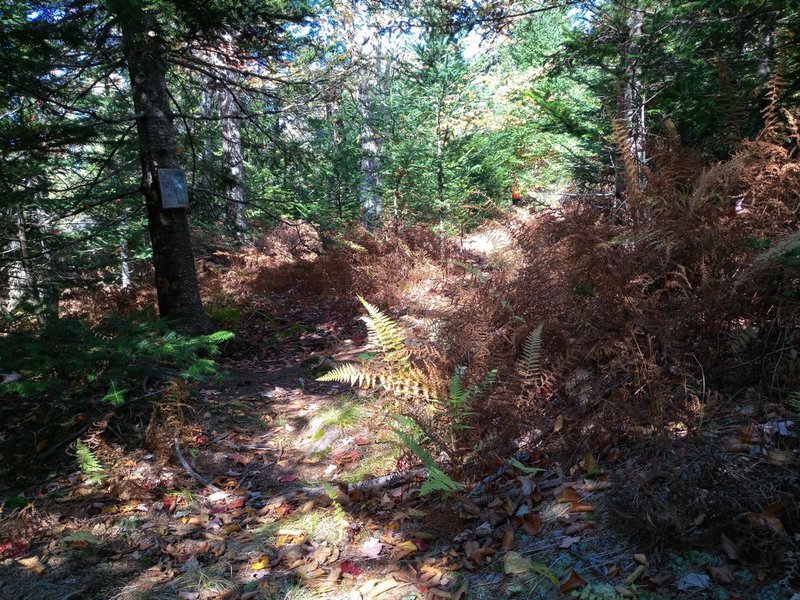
[393,427,463,496]
[518,323,544,378]
[508,457,544,475]
[75,439,106,485]
[317,363,375,388]
[448,372,465,407]
[357,296,406,356]
[788,391,800,412]
[419,466,464,495]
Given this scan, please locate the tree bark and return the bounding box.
[614,4,647,224]
[116,3,211,335]
[6,206,41,316]
[358,76,383,228]
[219,85,248,240]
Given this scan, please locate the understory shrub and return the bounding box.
[0,312,233,405]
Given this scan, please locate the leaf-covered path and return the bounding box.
[2,308,793,600]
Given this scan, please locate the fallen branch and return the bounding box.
[174,437,223,494]
[347,468,426,493]
[300,468,426,497]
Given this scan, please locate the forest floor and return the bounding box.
[1,223,799,600]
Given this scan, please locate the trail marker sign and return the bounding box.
[158,168,189,209]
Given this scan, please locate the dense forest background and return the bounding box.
[2,1,800,599]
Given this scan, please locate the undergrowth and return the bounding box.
[0,312,233,405]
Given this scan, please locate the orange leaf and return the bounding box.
[501,526,516,551]
[559,570,587,593]
[521,514,542,536]
[569,502,595,513]
[556,487,581,503]
[745,512,786,535]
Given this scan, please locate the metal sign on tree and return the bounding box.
[158,168,189,209]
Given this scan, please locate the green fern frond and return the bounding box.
[788,391,800,412]
[754,229,800,267]
[392,426,463,496]
[508,457,544,475]
[448,372,464,407]
[75,439,106,485]
[419,467,464,495]
[518,323,544,378]
[357,296,406,356]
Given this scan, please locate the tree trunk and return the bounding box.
[117,4,211,335]
[6,206,41,317]
[615,5,647,224]
[219,85,248,240]
[120,237,131,289]
[358,78,383,228]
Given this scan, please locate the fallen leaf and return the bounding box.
[0,539,29,560]
[251,557,270,570]
[633,553,648,566]
[503,551,534,574]
[676,572,710,591]
[720,533,739,560]
[392,539,418,560]
[17,556,46,575]
[559,536,581,549]
[464,540,481,562]
[580,453,597,473]
[564,521,593,535]
[626,564,647,584]
[583,479,612,492]
[709,566,735,584]
[744,512,786,535]
[521,514,542,536]
[647,573,672,587]
[766,450,794,466]
[366,577,398,598]
[569,502,595,513]
[361,538,383,559]
[763,502,784,517]
[558,571,587,593]
[553,415,564,432]
[341,560,362,577]
[501,527,515,551]
[278,474,298,483]
[556,487,580,503]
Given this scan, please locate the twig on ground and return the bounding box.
[174,437,223,494]
[300,468,426,497]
